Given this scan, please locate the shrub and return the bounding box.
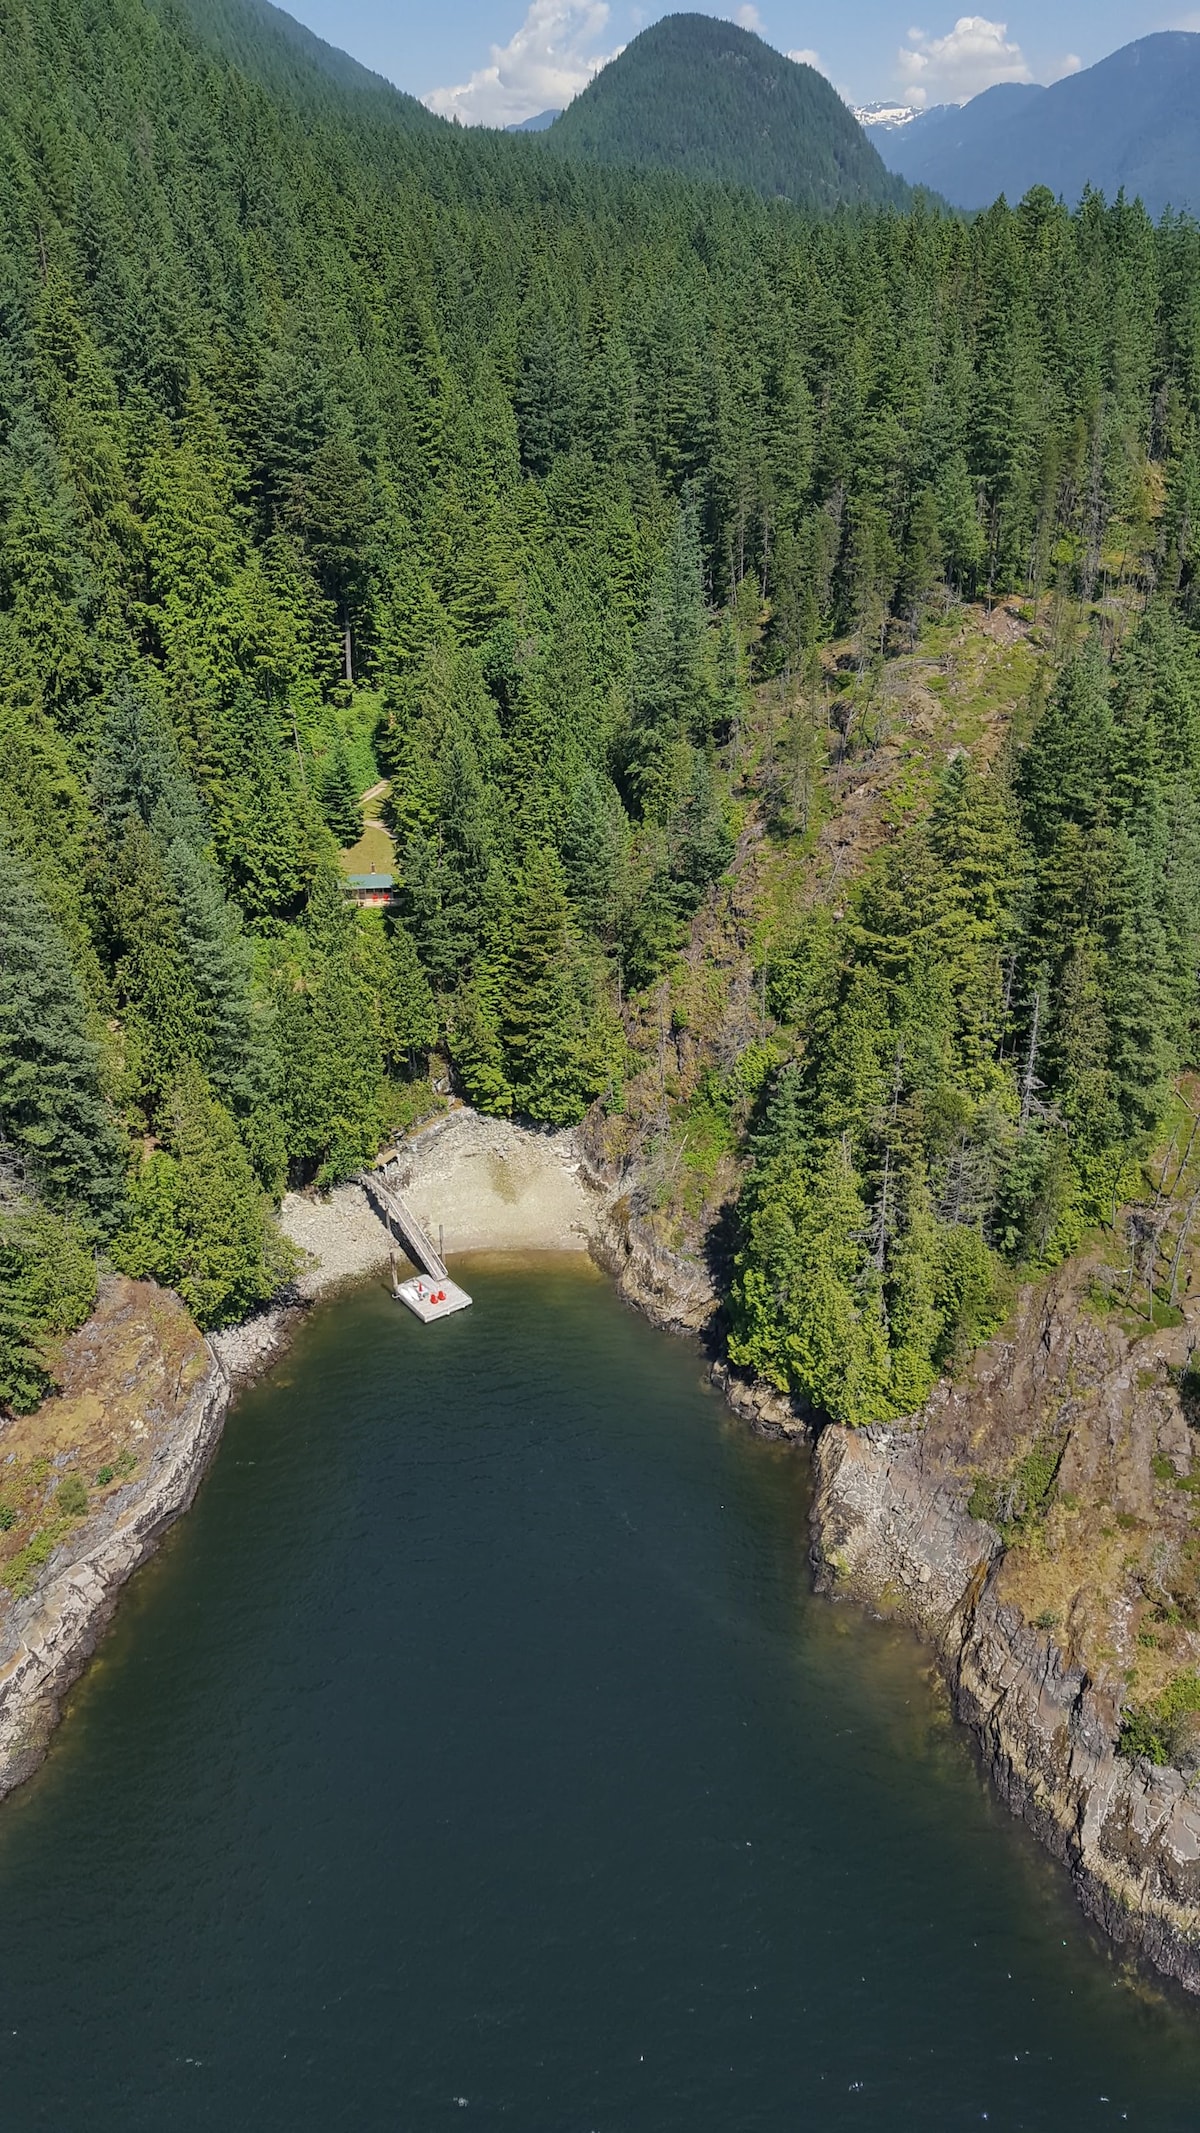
[3,1520,69,1596]
[1119,1671,1200,1767]
[56,1475,88,1517]
[111,1064,295,1328]
[0,1205,98,1415]
[969,1435,1064,1538]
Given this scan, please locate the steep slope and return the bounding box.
[171,0,443,126]
[865,34,1200,215]
[810,1192,1200,1995]
[549,13,907,210]
[864,83,1045,185]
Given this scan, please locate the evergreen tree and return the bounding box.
[0,1201,98,1415]
[729,1138,890,1425]
[500,849,604,1126]
[112,1063,291,1328]
[561,768,626,937]
[0,835,126,1229]
[377,918,438,1078]
[320,737,363,848]
[275,865,385,1180]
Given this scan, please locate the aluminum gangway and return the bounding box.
[360,1160,472,1323]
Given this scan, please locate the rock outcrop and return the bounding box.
[810,1265,1200,1993]
[0,1280,231,1801]
[590,1196,719,1336]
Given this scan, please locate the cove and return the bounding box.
[3,1262,1200,2130]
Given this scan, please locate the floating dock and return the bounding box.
[360,1161,473,1323]
[393,1274,473,1324]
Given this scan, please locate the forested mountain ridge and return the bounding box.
[547,14,908,211]
[3,0,1200,1444]
[167,0,443,124]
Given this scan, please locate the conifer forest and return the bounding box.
[4,0,1200,1427]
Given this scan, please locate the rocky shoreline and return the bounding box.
[602,1180,1200,1996]
[0,1107,607,1803]
[808,1273,1200,1997]
[9,1108,1200,2001]
[0,1284,232,1802]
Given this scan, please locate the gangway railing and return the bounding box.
[359,1162,449,1283]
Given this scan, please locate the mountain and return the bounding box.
[861,35,1200,215]
[548,13,907,210]
[5,0,1200,1457]
[853,102,930,133]
[172,0,443,126]
[861,85,1043,182]
[507,110,561,133]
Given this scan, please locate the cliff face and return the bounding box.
[589,1196,720,1337]
[0,1279,231,1800]
[810,1265,1200,1992]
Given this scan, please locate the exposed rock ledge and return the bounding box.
[589,1200,719,1337]
[0,1280,231,1803]
[810,1269,1200,1995]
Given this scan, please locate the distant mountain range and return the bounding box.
[859,34,1200,217]
[177,3,1200,223]
[545,13,907,212]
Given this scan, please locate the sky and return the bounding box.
[279,1,1197,126]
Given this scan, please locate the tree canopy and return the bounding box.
[3,0,1200,1410]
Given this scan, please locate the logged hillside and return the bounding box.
[4,0,1200,1433]
[549,13,906,211]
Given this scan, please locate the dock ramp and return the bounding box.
[360,1162,472,1322]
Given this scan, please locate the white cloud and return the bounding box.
[787,46,825,69]
[425,0,620,127]
[897,15,1033,106]
[735,4,763,27]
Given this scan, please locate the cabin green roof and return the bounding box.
[345,873,395,890]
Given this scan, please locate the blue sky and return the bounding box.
[280,1,1195,124]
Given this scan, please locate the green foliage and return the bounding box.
[0,1201,98,1415]
[548,15,907,210]
[56,1475,88,1517]
[3,1519,72,1598]
[0,0,1196,1405]
[732,616,1200,1423]
[0,838,127,1229]
[111,1064,294,1328]
[272,866,386,1181]
[320,739,362,848]
[497,849,609,1126]
[967,1434,1063,1538]
[1120,1671,1200,1767]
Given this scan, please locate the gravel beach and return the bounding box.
[208,1108,606,1382]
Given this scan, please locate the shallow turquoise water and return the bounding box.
[2,1259,1200,2129]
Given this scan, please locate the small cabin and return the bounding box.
[344,872,398,910]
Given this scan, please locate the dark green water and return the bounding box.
[4,1262,1200,2130]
